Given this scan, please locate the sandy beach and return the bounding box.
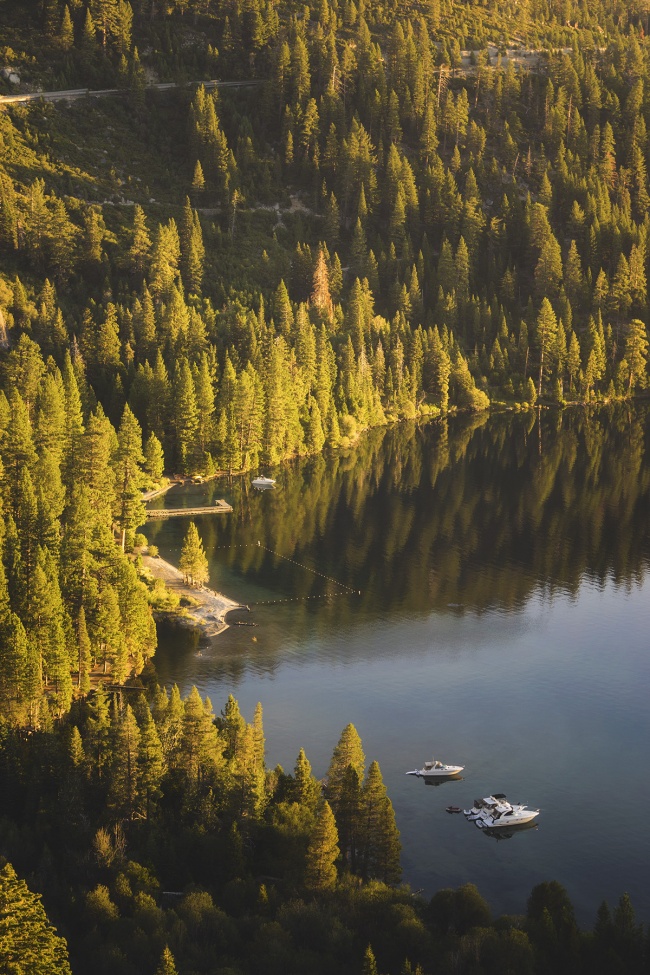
[142,554,242,637]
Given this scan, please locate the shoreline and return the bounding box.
[142,554,243,638]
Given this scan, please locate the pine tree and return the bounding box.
[336,763,362,870]
[113,404,145,551]
[252,701,265,771]
[14,467,39,591]
[61,352,85,489]
[149,352,172,449]
[179,521,209,587]
[262,337,295,465]
[128,205,152,277]
[114,0,132,54]
[0,173,19,251]
[129,47,146,109]
[220,692,246,759]
[350,219,368,279]
[305,801,339,891]
[69,725,85,767]
[172,359,199,474]
[360,760,401,883]
[155,946,178,975]
[180,686,223,786]
[95,302,122,371]
[157,684,185,762]
[292,747,322,810]
[566,331,581,395]
[311,248,333,319]
[629,242,647,316]
[0,596,29,725]
[143,432,165,483]
[273,280,294,337]
[34,372,66,464]
[94,580,125,677]
[610,254,632,322]
[326,723,365,809]
[4,335,46,418]
[361,945,379,975]
[180,198,205,295]
[194,353,215,459]
[305,396,326,453]
[324,191,340,246]
[192,160,205,194]
[290,35,311,104]
[85,684,112,778]
[535,298,558,399]
[0,863,72,974]
[624,320,648,396]
[2,392,38,500]
[149,219,181,298]
[77,606,92,694]
[113,557,156,676]
[80,6,97,58]
[231,722,267,820]
[27,545,71,714]
[108,703,141,820]
[534,234,563,302]
[137,701,165,819]
[59,484,93,613]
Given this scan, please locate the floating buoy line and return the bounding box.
[215,541,361,608]
[250,590,360,607]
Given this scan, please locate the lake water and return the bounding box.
[143,406,650,925]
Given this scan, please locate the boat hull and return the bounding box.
[464,795,540,829]
[406,766,464,778]
[477,809,539,828]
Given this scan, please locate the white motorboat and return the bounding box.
[463,794,539,828]
[405,759,464,779]
[251,476,276,489]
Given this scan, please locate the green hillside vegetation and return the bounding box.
[1,0,650,484]
[1,695,649,975]
[1,0,650,970]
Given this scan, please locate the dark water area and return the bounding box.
[144,406,650,925]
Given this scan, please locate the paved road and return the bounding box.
[0,78,263,106]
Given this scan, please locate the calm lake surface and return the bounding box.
[143,407,650,925]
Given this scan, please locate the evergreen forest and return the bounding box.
[1,0,650,970]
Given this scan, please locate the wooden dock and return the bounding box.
[146,500,232,519]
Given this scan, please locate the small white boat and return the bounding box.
[251,476,276,489]
[464,794,539,828]
[405,759,464,779]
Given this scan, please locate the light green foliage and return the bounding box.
[305,800,340,891]
[113,404,146,551]
[180,686,224,787]
[107,702,141,819]
[155,946,179,975]
[178,521,209,587]
[0,3,648,967]
[143,431,165,483]
[0,863,72,974]
[360,760,402,884]
[326,722,365,809]
[361,944,379,975]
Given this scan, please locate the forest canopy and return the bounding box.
[1,0,650,970]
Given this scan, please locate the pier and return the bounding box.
[146,500,232,519]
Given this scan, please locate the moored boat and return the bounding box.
[464,794,539,828]
[405,759,464,779]
[252,476,276,489]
